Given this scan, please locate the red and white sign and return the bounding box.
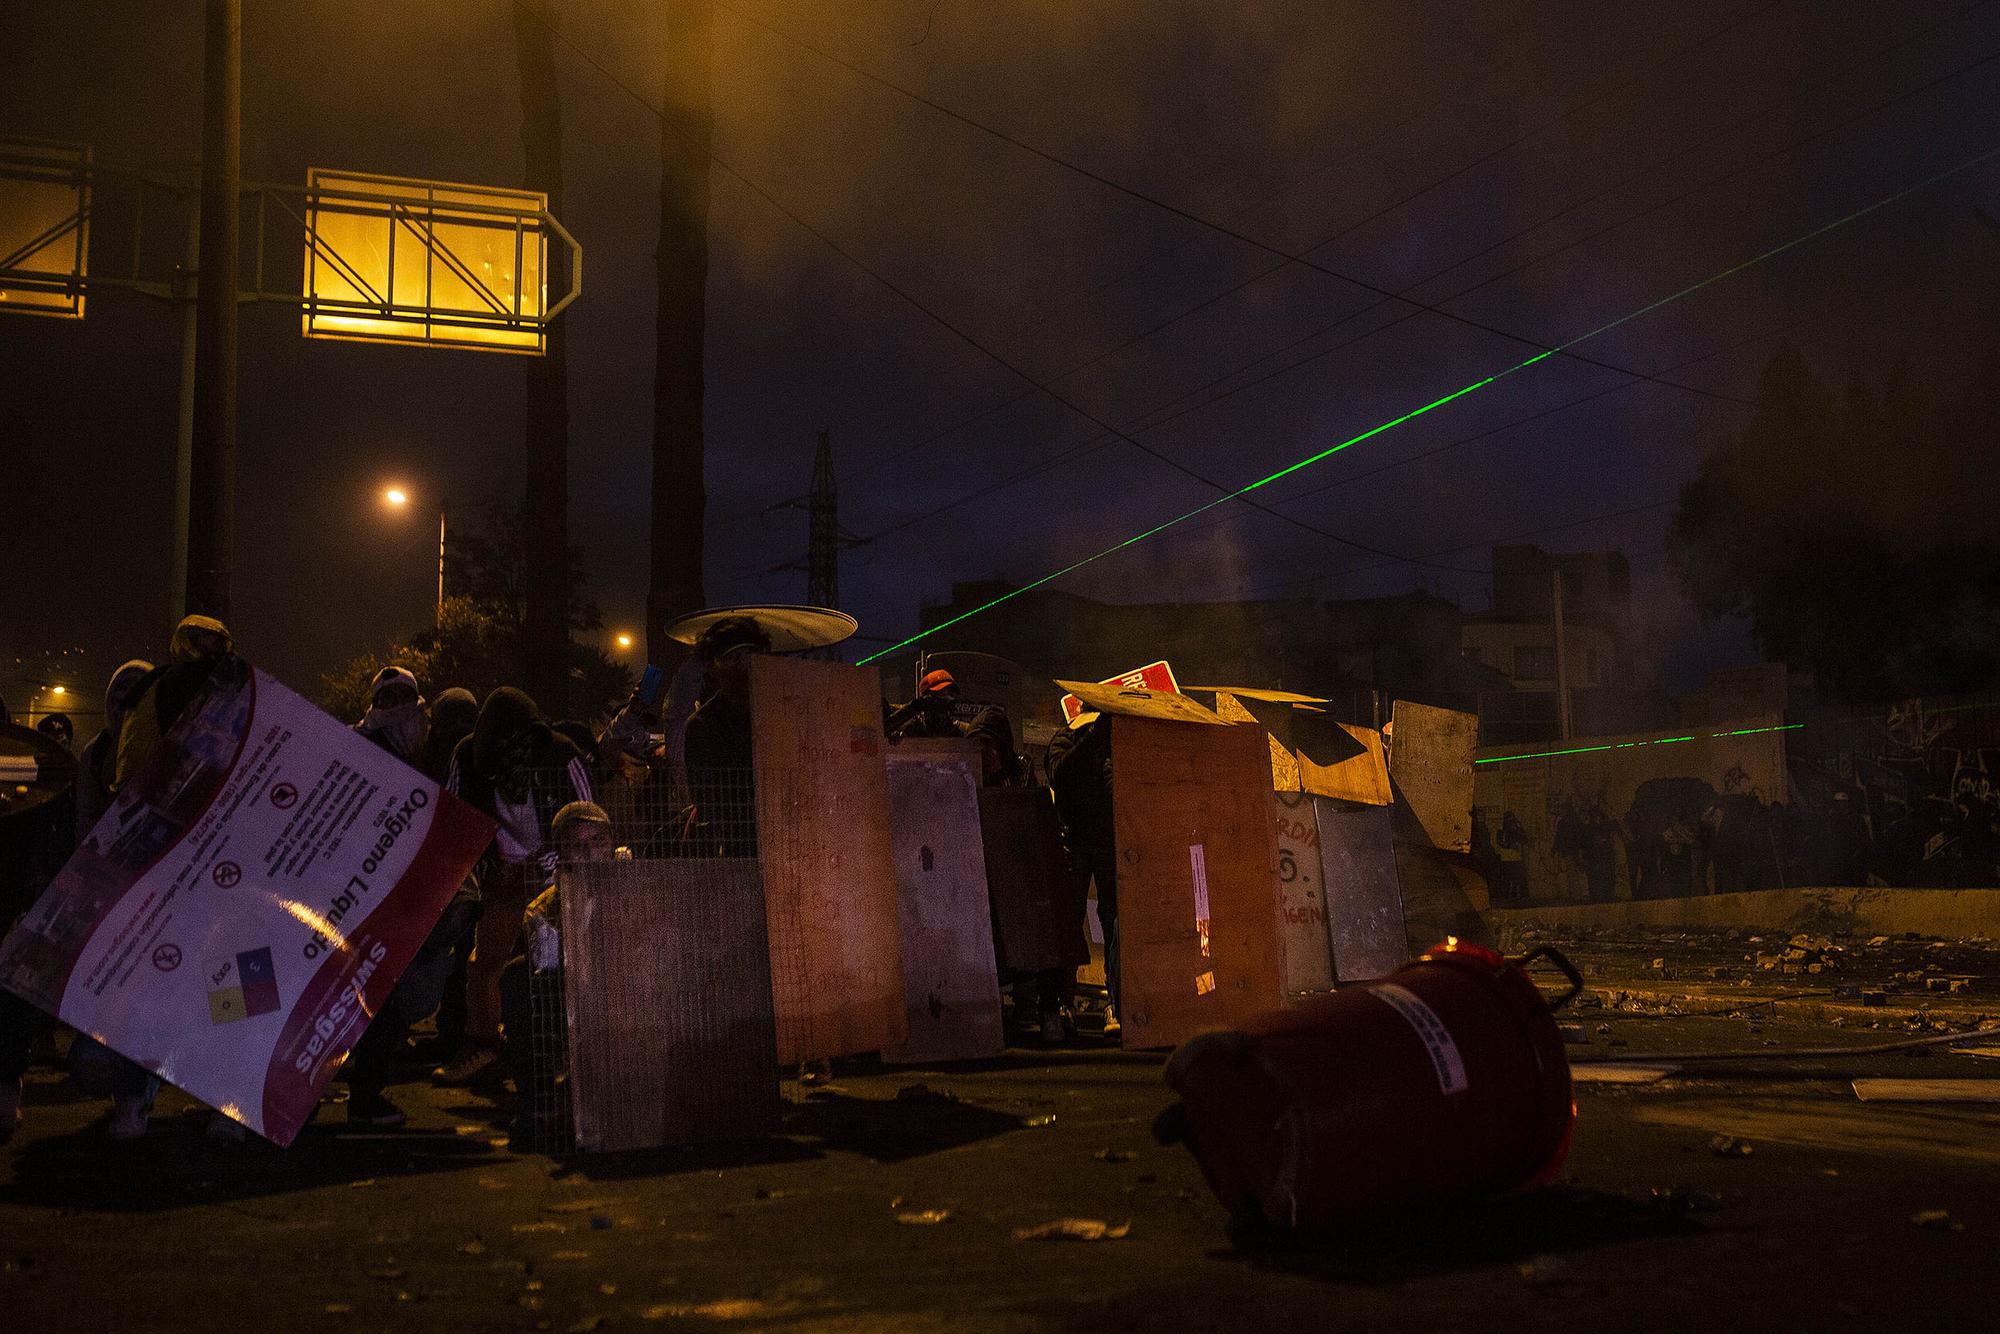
[1060,659,1181,723]
[0,662,493,1144]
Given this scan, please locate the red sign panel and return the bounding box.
[1060,659,1181,723]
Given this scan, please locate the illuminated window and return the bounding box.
[300,169,559,354]
[0,138,90,319]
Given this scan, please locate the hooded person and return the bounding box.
[437,686,593,1084]
[421,686,478,785]
[114,614,237,793]
[355,664,428,764]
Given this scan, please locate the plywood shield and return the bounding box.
[560,858,780,1152]
[750,656,906,1063]
[978,786,1091,973]
[1314,801,1407,982]
[1388,700,1478,852]
[1299,722,1392,806]
[1273,789,1334,993]
[885,746,1004,1062]
[1111,716,1283,1048]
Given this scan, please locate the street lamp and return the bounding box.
[614,632,634,651]
[382,482,445,628]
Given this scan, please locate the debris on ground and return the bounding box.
[895,1209,951,1226]
[1709,1135,1754,1158]
[1852,1079,2000,1103]
[1093,1148,1136,1162]
[1012,1218,1130,1242]
[1912,1209,1965,1232]
[1648,1186,1723,1217]
[1516,1254,1570,1286]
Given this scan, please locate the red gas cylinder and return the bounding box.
[1159,941,1579,1229]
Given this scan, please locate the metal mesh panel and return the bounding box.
[503,764,793,1152]
[558,857,780,1152]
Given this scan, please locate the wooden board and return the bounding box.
[1313,801,1407,982]
[1110,716,1283,1048]
[1851,1079,2000,1103]
[560,858,780,1152]
[1299,721,1392,805]
[1389,700,1478,852]
[750,655,906,1064]
[1055,680,1226,725]
[1214,691,1303,791]
[978,786,1091,973]
[1272,789,1334,993]
[1390,797,1495,954]
[884,746,1004,1063]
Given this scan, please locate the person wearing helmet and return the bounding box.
[500,800,618,1145]
[886,668,963,741]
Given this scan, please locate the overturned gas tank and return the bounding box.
[1158,941,1579,1230]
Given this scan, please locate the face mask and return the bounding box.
[361,700,429,758]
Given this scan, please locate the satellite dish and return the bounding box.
[0,721,79,821]
[663,605,858,654]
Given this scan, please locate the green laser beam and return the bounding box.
[859,143,2000,666]
[1473,723,1805,766]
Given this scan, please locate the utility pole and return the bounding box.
[514,0,571,715]
[1551,566,1574,741]
[646,0,714,664]
[185,0,240,622]
[169,203,200,627]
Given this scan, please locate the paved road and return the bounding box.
[4,1010,1997,1332]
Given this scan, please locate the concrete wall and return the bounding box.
[1490,885,2000,939]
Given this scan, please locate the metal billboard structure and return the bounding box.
[0,137,91,318]
[298,168,579,355]
[0,153,581,351]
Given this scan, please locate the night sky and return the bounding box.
[5,1,1999,715]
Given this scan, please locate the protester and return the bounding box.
[115,614,234,791]
[1047,710,1120,1023]
[354,664,428,765]
[498,800,617,1144]
[74,660,152,838]
[422,687,479,784]
[35,712,74,752]
[886,668,962,741]
[681,616,772,857]
[438,687,593,1085]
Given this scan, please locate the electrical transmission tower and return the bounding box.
[770,431,869,645]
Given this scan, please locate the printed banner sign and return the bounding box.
[1060,659,1180,723]
[0,661,494,1144]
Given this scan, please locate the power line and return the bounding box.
[521,7,1491,575]
[717,0,1757,408]
[831,0,1789,487]
[833,5,1998,555]
[851,139,2000,664]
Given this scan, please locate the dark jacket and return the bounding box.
[1047,719,1114,855]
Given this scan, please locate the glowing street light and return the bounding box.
[614,632,634,651]
[379,482,444,627]
[49,685,65,697]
